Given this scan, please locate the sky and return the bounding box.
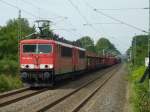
[0,0,149,53]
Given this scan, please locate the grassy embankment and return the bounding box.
[128,64,149,112]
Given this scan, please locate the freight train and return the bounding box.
[19,39,120,87]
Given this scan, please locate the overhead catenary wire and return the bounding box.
[94,9,148,33]
[95,8,149,11]
[82,0,122,44]
[66,18,83,37]
[22,0,39,10]
[52,28,81,40]
[21,0,66,21]
[67,0,135,49]
[83,1,148,33]
[67,0,100,35]
[83,22,123,25]
[82,0,134,49]
[0,0,38,18]
[67,0,89,24]
[0,0,57,23]
[21,0,66,19]
[82,0,113,42]
[21,0,42,19]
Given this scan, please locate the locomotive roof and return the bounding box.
[20,39,86,51]
[20,39,54,44]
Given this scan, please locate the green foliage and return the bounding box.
[0,75,22,92]
[0,18,34,92]
[127,35,150,112]
[76,36,96,52]
[76,37,120,54]
[129,35,148,66]
[96,37,120,55]
[128,66,149,112]
[0,59,18,74]
[0,18,35,75]
[130,66,146,81]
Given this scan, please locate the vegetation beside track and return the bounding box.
[0,75,22,92]
[128,65,149,112]
[127,35,150,112]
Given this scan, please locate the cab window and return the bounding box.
[23,45,36,53]
[23,44,52,54]
[38,45,52,54]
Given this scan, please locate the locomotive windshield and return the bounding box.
[23,45,36,53]
[38,45,52,54]
[23,44,52,54]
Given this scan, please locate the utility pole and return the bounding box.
[134,34,136,65]
[148,39,149,57]
[18,9,21,68]
[132,36,136,65]
[148,0,150,93]
[18,9,21,40]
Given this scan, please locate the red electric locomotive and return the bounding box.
[20,39,86,87]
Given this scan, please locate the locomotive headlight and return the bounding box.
[40,64,53,69]
[21,64,34,69]
[49,64,53,69]
[21,64,25,68]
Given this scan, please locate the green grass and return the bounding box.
[0,74,23,93]
[128,66,150,112]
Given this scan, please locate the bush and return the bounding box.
[0,58,18,75]
[0,75,22,92]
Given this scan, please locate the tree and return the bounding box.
[76,36,96,52]
[130,35,148,66]
[0,18,35,75]
[96,38,120,55]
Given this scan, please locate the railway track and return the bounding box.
[0,87,30,99]
[0,65,120,112]
[0,88,48,107]
[37,65,120,112]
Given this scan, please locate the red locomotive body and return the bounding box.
[20,39,86,86]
